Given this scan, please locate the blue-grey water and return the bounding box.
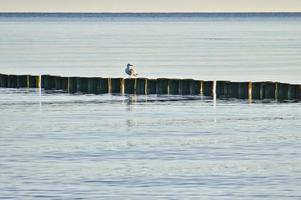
[0,13,301,199]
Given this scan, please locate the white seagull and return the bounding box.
[125,63,138,77]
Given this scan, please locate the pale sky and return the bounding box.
[0,0,301,12]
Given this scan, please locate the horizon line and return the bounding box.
[0,11,301,14]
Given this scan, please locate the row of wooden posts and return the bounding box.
[0,73,300,100]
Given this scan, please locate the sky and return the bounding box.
[0,0,301,12]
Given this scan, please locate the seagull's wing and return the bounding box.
[129,68,138,76]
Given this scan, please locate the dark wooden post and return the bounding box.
[0,73,8,88]
[203,81,213,97]
[191,80,202,95]
[156,78,169,95]
[168,79,180,95]
[263,82,276,99]
[124,78,136,94]
[276,82,289,100]
[68,77,78,93]
[110,78,124,94]
[136,78,147,95]
[147,79,157,94]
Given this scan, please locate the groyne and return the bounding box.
[0,73,300,101]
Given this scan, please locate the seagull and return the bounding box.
[125,63,138,77]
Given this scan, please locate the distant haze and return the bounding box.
[0,0,301,12]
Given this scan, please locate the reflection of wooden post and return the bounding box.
[147,79,157,94]
[156,78,169,94]
[168,79,180,95]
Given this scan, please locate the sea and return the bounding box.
[0,13,301,199]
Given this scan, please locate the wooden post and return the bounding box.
[87,78,97,94]
[168,79,180,95]
[156,78,169,95]
[27,75,39,88]
[248,82,252,101]
[124,78,136,94]
[288,84,300,100]
[16,75,27,88]
[216,81,231,98]
[179,79,194,95]
[42,75,55,90]
[7,75,17,88]
[136,78,147,95]
[98,78,110,94]
[276,82,289,100]
[0,73,8,88]
[263,82,276,99]
[191,80,202,95]
[147,79,157,94]
[78,77,89,93]
[203,81,213,97]
[237,82,249,99]
[68,77,78,93]
[251,82,262,99]
[110,78,124,94]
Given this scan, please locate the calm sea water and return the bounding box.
[0,13,301,83]
[0,13,301,199]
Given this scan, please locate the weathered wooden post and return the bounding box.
[124,78,136,94]
[110,78,124,94]
[287,84,300,100]
[251,82,262,99]
[78,77,89,93]
[87,78,97,94]
[68,77,78,93]
[276,82,289,100]
[147,79,157,94]
[0,73,8,88]
[98,78,110,94]
[156,78,169,94]
[136,78,147,95]
[42,75,55,90]
[203,81,213,97]
[263,82,276,99]
[168,79,180,95]
[7,75,17,88]
[54,76,68,91]
[191,80,202,95]
[16,75,27,88]
[216,81,231,98]
[27,75,40,88]
[230,82,249,99]
[179,79,194,95]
